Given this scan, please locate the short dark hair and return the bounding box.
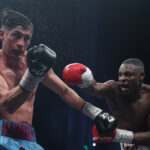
[122,58,144,73]
[0,8,33,30]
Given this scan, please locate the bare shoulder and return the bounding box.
[104,80,119,88]
[142,84,150,92]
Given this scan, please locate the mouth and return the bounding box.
[13,49,24,56]
[119,84,130,92]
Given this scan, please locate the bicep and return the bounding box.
[42,69,85,110]
[42,69,69,95]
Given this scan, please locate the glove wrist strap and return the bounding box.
[114,129,133,144]
[81,102,102,120]
[19,69,43,92]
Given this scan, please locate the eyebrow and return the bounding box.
[13,30,29,35]
[13,30,32,39]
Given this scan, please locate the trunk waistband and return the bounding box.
[0,120,36,142]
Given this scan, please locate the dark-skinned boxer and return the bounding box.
[63,59,150,150]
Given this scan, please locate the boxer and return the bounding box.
[63,59,150,150]
[0,9,117,149]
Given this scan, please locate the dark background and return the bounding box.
[0,0,150,150]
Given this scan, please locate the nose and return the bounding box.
[17,37,25,49]
[119,74,126,82]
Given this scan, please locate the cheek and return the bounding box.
[7,41,14,49]
[132,79,140,87]
[4,39,15,50]
[3,40,9,49]
[25,41,31,49]
[137,79,142,86]
[128,78,136,85]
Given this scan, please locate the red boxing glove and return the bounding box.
[93,125,117,143]
[92,125,133,144]
[62,63,94,88]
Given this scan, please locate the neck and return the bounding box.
[1,50,26,70]
[123,87,141,103]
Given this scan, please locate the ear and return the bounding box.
[0,28,4,40]
[140,72,145,82]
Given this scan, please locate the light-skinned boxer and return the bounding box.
[0,9,117,150]
[63,59,150,150]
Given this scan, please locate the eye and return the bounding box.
[24,35,31,41]
[125,72,132,77]
[118,73,122,77]
[12,32,22,39]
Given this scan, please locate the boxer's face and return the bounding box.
[118,63,142,96]
[0,25,32,59]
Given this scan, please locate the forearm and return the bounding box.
[132,131,150,146]
[1,86,30,114]
[82,80,97,95]
[59,87,85,110]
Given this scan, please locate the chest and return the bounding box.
[117,99,149,120]
[108,93,150,130]
[0,65,26,89]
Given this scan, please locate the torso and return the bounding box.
[0,50,36,125]
[107,83,150,132]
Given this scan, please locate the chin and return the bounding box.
[121,90,130,96]
[12,54,24,60]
